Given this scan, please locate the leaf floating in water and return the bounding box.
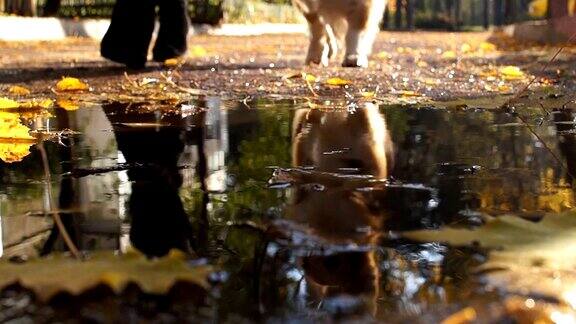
[0,97,19,109]
[56,99,80,111]
[0,112,33,140]
[0,112,35,163]
[326,77,352,86]
[8,85,31,96]
[0,250,212,301]
[403,210,576,305]
[56,77,89,92]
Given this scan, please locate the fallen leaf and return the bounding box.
[403,210,576,305]
[189,45,208,58]
[303,73,317,83]
[326,77,352,86]
[479,42,497,52]
[8,85,31,96]
[460,43,472,54]
[441,307,477,324]
[395,90,421,97]
[0,142,34,163]
[441,50,457,59]
[376,51,391,59]
[164,58,181,67]
[56,99,80,111]
[0,250,212,301]
[18,99,54,109]
[500,66,525,80]
[0,112,34,163]
[0,97,19,109]
[0,112,33,140]
[56,77,89,92]
[361,91,375,98]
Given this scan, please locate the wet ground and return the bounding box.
[2,31,576,322]
[1,95,576,322]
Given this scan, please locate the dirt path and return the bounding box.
[1,31,576,105]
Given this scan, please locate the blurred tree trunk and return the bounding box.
[43,0,61,16]
[5,0,37,16]
[550,0,568,19]
[394,0,402,29]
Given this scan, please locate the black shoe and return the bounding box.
[101,47,147,70]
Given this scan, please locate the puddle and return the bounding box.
[0,97,574,321]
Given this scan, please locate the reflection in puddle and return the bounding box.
[0,98,574,321]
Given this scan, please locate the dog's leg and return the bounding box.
[305,14,331,66]
[343,0,385,68]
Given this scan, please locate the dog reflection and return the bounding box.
[289,103,391,315]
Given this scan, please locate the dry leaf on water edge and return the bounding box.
[0,250,213,301]
[403,210,576,306]
[56,77,89,92]
[8,85,31,96]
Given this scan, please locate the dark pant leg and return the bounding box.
[152,0,189,62]
[100,0,157,68]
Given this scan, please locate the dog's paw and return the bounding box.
[342,55,368,68]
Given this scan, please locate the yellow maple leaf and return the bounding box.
[56,99,80,111]
[326,77,352,86]
[500,66,525,80]
[8,85,31,96]
[0,112,34,140]
[0,111,34,163]
[56,77,89,92]
[0,250,212,301]
[0,97,19,109]
[0,142,34,163]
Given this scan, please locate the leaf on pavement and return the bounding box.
[326,77,352,86]
[189,45,208,58]
[0,250,212,301]
[56,77,89,92]
[500,66,526,80]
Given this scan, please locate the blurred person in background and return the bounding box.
[101,0,189,69]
